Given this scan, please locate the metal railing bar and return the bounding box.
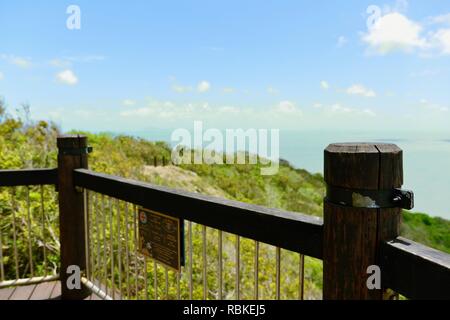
[81,277,113,300]
[26,186,34,278]
[236,235,240,300]
[165,267,169,299]
[83,190,90,279]
[0,274,59,289]
[124,202,130,299]
[203,225,207,300]
[276,247,281,300]
[101,195,108,296]
[40,185,47,276]
[218,230,223,300]
[94,194,102,289]
[188,221,193,299]
[109,197,115,299]
[133,204,139,300]
[299,254,304,300]
[10,188,19,280]
[176,271,181,300]
[153,261,158,300]
[143,257,149,300]
[116,199,122,299]
[254,241,259,300]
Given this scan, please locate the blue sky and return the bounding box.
[1,0,450,132]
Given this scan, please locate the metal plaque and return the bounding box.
[138,207,184,272]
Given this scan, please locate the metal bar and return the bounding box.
[74,169,324,259]
[40,185,47,276]
[124,202,130,299]
[116,199,122,299]
[153,261,158,300]
[0,207,3,281]
[133,205,139,299]
[109,198,115,299]
[10,188,19,279]
[143,257,148,300]
[26,186,34,277]
[101,195,108,296]
[188,221,193,300]
[0,274,59,289]
[0,168,57,187]
[81,277,113,300]
[176,271,181,300]
[83,190,90,279]
[94,194,102,284]
[165,267,169,299]
[299,254,304,300]
[276,247,281,300]
[88,191,94,279]
[203,225,207,300]
[236,235,240,300]
[254,241,259,300]
[218,230,223,300]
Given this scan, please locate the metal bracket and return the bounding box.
[326,185,414,210]
[60,146,93,156]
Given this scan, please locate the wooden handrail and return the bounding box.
[73,168,324,259]
[380,237,450,300]
[0,168,57,187]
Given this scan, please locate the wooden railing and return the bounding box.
[0,135,449,300]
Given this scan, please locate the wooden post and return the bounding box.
[57,135,90,299]
[323,143,403,300]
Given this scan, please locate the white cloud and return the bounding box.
[56,69,78,86]
[49,59,72,68]
[197,81,211,93]
[362,13,427,54]
[0,72,3,80]
[327,104,376,117]
[122,99,136,107]
[362,8,450,56]
[274,101,302,115]
[427,13,450,25]
[419,99,449,112]
[1,54,32,68]
[430,29,450,55]
[320,81,329,90]
[346,84,376,98]
[223,87,235,94]
[172,84,192,93]
[267,87,280,95]
[12,57,32,68]
[119,99,304,124]
[337,36,348,48]
[65,55,105,63]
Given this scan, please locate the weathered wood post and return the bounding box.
[323,143,411,299]
[57,135,90,299]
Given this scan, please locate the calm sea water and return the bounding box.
[127,129,450,220]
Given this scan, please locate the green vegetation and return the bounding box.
[0,101,448,300]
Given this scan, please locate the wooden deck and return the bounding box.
[0,281,102,300]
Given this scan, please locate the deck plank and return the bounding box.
[29,281,58,300]
[0,287,16,300]
[1,280,112,300]
[8,284,37,300]
[49,281,61,299]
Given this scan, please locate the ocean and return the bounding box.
[127,129,450,220]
